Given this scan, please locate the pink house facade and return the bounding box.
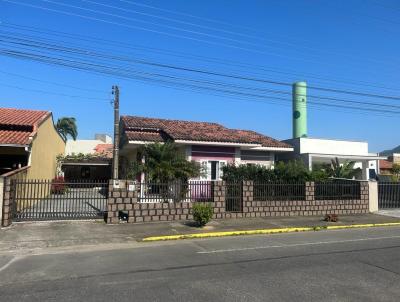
[119,116,293,181]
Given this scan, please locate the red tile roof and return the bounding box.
[0,108,51,145]
[94,143,113,158]
[121,116,291,149]
[0,130,32,145]
[125,130,170,142]
[379,159,393,170]
[0,108,50,127]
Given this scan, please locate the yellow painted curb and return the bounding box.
[142,222,400,242]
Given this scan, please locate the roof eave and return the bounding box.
[0,143,29,148]
[174,140,262,147]
[250,146,294,152]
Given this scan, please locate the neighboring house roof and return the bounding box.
[0,108,51,146]
[121,115,291,149]
[379,159,393,170]
[94,143,113,158]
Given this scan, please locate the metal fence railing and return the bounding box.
[12,179,108,221]
[315,181,361,200]
[253,182,306,201]
[138,181,214,203]
[378,182,400,209]
[225,182,243,212]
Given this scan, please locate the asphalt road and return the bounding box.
[1,227,400,301]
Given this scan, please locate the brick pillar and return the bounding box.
[213,181,226,218]
[2,178,14,227]
[244,180,254,203]
[107,180,139,224]
[305,181,315,202]
[360,181,370,213]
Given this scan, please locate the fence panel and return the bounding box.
[315,181,361,200]
[138,181,214,203]
[225,182,243,212]
[378,182,400,209]
[12,179,108,221]
[253,182,305,201]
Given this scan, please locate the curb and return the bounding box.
[142,222,400,242]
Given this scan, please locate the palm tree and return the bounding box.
[55,117,78,141]
[130,142,201,182]
[326,157,361,179]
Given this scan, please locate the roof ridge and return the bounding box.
[0,107,49,112]
[121,115,223,127]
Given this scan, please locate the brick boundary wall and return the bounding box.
[242,181,369,218]
[107,180,226,223]
[107,180,369,224]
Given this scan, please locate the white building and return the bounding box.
[65,134,112,155]
[280,137,384,180]
[280,82,385,180]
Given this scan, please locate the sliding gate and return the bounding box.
[11,179,108,221]
[378,182,400,209]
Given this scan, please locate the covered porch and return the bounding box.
[303,153,386,180]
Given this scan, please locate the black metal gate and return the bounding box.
[225,182,243,212]
[11,179,108,221]
[378,182,400,209]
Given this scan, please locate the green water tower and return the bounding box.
[292,81,308,138]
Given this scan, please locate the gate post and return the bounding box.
[2,178,14,227]
[368,181,378,213]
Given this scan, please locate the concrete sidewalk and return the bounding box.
[1,213,399,253]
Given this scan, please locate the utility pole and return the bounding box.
[112,85,120,180]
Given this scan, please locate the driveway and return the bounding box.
[15,187,107,220]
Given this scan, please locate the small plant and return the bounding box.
[51,176,67,194]
[192,203,213,227]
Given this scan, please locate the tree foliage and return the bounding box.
[324,158,361,179]
[56,117,78,141]
[128,142,201,182]
[392,163,400,177]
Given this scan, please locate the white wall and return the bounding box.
[65,140,105,155]
[298,138,369,156]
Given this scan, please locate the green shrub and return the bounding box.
[222,160,329,183]
[192,203,213,227]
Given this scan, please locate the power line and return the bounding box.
[2,46,400,117]
[0,0,275,56]
[0,82,110,101]
[0,69,108,94]
[5,30,400,102]
[4,21,400,93]
[2,48,400,118]
[80,0,400,68]
[4,0,400,73]
[3,30,400,109]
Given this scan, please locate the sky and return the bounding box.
[1,0,400,152]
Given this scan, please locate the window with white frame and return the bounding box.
[199,160,227,180]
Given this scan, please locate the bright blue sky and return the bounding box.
[1,0,400,152]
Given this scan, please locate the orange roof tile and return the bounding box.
[94,143,113,158]
[0,108,50,127]
[0,108,51,145]
[121,115,291,149]
[380,159,393,170]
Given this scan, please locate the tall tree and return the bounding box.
[55,117,78,141]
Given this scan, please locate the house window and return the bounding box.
[200,160,226,180]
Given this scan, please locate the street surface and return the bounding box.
[1,226,400,301]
